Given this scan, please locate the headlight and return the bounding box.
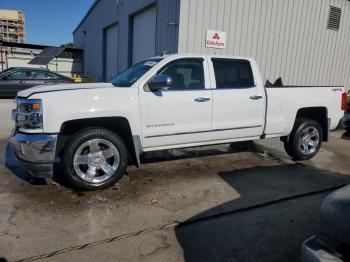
[12,98,43,130]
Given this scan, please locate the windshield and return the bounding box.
[110,58,163,87]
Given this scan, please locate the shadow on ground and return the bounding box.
[175,164,350,262]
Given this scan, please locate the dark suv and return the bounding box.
[0,67,74,97]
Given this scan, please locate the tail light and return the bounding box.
[341,92,347,111]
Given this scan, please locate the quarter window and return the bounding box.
[158,59,205,90]
[212,59,254,88]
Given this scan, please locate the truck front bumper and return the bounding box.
[9,132,58,178]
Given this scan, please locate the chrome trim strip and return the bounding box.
[144,125,263,139]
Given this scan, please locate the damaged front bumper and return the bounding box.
[9,132,58,177]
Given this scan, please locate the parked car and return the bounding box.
[302,185,350,262]
[9,54,346,190]
[0,67,74,97]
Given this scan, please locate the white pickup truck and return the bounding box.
[10,54,347,190]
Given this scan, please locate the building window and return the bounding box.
[327,6,341,31]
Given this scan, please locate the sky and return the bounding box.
[0,0,96,46]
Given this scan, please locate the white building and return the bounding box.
[74,0,350,89]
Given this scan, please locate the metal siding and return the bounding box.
[178,0,350,89]
[105,23,119,81]
[73,0,180,81]
[132,6,157,64]
[339,1,350,86]
[155,0,180,54]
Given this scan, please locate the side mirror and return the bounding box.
[148,75,173,91]
[1,76,8,80]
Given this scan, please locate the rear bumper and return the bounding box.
[9,132,57,177]
[301,236,344,262]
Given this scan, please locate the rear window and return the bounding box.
[212,59,255,89]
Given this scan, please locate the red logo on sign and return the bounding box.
[213,33,220,40]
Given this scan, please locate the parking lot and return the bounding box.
[1,99,350,262]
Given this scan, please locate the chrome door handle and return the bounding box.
[250,95,263,100]
[195,97,211,102]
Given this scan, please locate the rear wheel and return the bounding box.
[284,118,323,160]
[62,128,128,190]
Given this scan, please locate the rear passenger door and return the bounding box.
[210,58,265,141]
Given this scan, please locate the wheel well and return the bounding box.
[295,107,329,141]
[56,117,138,166]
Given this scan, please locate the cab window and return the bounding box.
[157,59,205,90]
[212,59,255,88]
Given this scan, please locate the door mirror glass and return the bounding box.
[148,75,173,91]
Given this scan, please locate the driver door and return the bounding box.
[139,58,213,150]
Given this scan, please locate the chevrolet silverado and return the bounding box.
[10,54,347,190]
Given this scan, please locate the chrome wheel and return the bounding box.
[73,139,120,184]
[298,126,320,156]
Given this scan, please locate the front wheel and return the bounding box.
[284,118,323,161]
[62,128,128,190]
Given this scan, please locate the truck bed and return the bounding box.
[264,86,345,138]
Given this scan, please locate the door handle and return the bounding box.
[19,81,26,84]
[195,97,210,102]
[250,95,263,100]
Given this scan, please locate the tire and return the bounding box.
[284,118,323,161]
[62,128,129,190]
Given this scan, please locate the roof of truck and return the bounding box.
[152,53,254,60]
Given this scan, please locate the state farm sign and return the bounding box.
[206,30,226,49]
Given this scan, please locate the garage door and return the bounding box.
[105,24,119,81]
[132,6,157,64]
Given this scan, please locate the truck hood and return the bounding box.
[18,82,114,98]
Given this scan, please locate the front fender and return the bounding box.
[30,88,141,136]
